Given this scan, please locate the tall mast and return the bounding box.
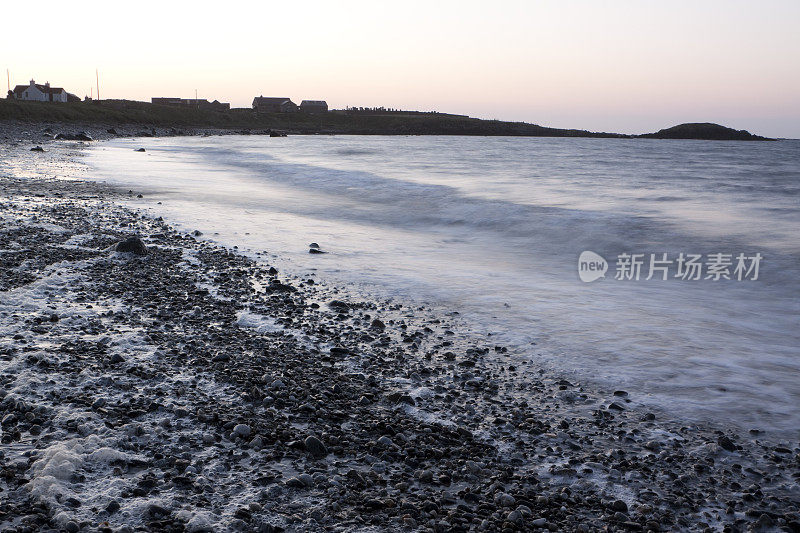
[96,69,100,102]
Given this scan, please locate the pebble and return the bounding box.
[233,423,251,438]
[304,435,328,457]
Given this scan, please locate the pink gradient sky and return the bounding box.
[3,0,799,137]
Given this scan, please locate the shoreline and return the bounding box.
[1,132,799,531]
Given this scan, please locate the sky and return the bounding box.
[2,0,799,137]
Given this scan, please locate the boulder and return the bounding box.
[114,236,148,256]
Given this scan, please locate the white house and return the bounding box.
[11,79,69,102]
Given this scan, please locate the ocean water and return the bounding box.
[85,135,800,436]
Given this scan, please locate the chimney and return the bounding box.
[45,82,50,88]
[30,79,35,86]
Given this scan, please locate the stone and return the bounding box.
[233,424,251,438]
[285,477,305,488]
[30,146,44,152]
[135,148,146,152]
[495,493,516,507]
[114,236,148,256]
[718,435,737,452]
[304,435,327,458]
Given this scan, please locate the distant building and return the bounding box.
[252,96,298,113]
[300,100,328,113]
[10,79,69,102]
[151,97,230,111]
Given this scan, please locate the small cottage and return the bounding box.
[11,79,69,102]
[300,100,328,113]
[252,96,298,113]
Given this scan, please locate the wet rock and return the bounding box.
[328,300,349,311]
[114,236,148,256]
[718,435,737,452]
[285,477,306,488]
[495,493,516,507]
[30,146,45,152]
[233,424,251,438]
[611,500,628,513]
[304,435,327,458]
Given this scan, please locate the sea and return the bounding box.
[85,135,800,437]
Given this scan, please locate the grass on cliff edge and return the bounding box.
[0,99,622,137]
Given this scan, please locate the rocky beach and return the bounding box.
[1,125,799,533]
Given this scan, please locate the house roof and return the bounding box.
[13,84,66,95]
[253,97,293,105]
[301,100,327,106]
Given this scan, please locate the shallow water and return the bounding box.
[86,135,800,436]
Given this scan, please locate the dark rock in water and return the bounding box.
[268,267,278,275]
[114,236,148,256]
[718,435,737,452]
[135,148,146,152]
[309,243,320,249]
[370,319,386,330]
[30,146,45,152]
[55,132,93,141]
[109,353,125,365]
[309,248,327,254]
[328,300,349,311]
[304,435,327,457]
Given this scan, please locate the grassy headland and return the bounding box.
[0,99,625,137]
[0,99,774,140]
